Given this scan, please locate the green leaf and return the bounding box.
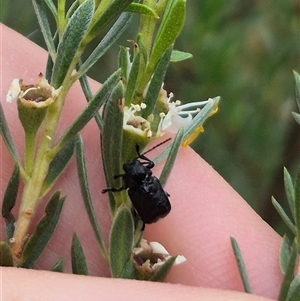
[125,51,141,106]
[149,0,186,71]
[51,0,94,88]
[101,81,124,211]
[292,112,300,125]
[55,69,121,150]
[286,275,300,301]
[109,205,134,278]
[71,233,88,275]
[19,191,65,268]
[51,258,64,272]
[142,46,172,118]
[2,164,20,243]
[45,33,59,82]
[127,3,159,18]
[40,137,76,198]
[86,0,134,42]
[2,164,20,217]
[284,167,296,221]
[230,237,252,293]
[76,12,133,79]
[136,34,148,75]
[32,0,57,61]
[75,134,109,263]
[119,46,131,80]
[120,258,136,279]
[278,239,298,301]
[158,127,184,188]
[293,70,300,111]
[170,50,193,62]
[279,235,291,274]
[78,69,103,130]
[295,166,300,248]
[271,197,297,235]
[0,101,19,162]
[66,0,79,19]
[44,0,58,20]
[0,242,14,266]
[150,256,177,282]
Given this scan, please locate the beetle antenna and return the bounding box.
[141,138,172,156]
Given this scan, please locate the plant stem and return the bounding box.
[11,84,70,264]
[24,131,36,176]
[11,31,90,261]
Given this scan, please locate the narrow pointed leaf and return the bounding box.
[150,256,177,282]
[76,12,133,79]
[292,112,300,125]
[41,137,76,198]
[119,46,131,80]
[127,3,159,18]
[2,164,20,217]
[120,259,136,279]
[293,70,300,111]
[2,164,20,242]
[0,242,14,266]
[77,67,103,130]
[149,0,186,71]
[109,205,134,278]
[56,69,121,149]
[294,166,300,246]
[52,258,64,272]
[0,101,19,162]
[71,233,88,275]
[66,0,79,19]
[230,237,252,293]
[19,191,65,268]
[286,275,300,301]
[125,52,140,106]
[284,167,296,220]
[158,127,184,187]
[32,0,56,61]
[279,235,291,274]
[170,50,193,62]
[51,0,94,88]
[44,0,58,20]
[4,215,15,245]
[271,197,296,235]
[86,0,133,42]
[101,81,124,212]
[278,240,298,301]
[75,134,109,263]
[45,33,59,82]
[142,46,172,118]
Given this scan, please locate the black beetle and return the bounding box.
[102,140,171,224]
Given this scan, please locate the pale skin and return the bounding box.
[1,24,283,300]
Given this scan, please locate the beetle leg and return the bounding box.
[102,186,125,193]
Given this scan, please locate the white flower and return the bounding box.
[133,239,186,276]
[123,103,152,138]
[157,92,213,136]
[6,79,21,103]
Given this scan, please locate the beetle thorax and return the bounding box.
[123,160,152,188]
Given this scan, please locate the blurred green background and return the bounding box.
[1,0,300,236]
